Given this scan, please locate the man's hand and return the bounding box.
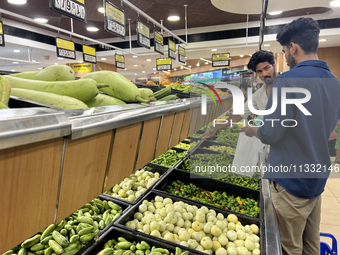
[200,127,218,139]
[239,125,259,138]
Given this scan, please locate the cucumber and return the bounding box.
[52,231,69,248]
[30,243,45,252]
[6,76,98,102]
[108,202,121,211]
[78,227,94,236]
[97,248,114,255]
[41,225,55,241]
[69,235,79,244]
[21,235,41,248]
[48,240,63,255]
[44,248,52,255]
[81,71,149,103]
[158,95,177,101]
[0,75,11,106]
[11,88,88,110]
[85,93,126,107]
[2,250,13,255]
[8,65,75,81]
[18,248,27,255]
[79,233,93,243]
[153,87,171,100]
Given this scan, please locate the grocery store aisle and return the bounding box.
[320,159,340,247]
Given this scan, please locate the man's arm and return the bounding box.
[201,114,242,138]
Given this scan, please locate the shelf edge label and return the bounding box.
[178,46,186,64]
[104,0,125,39]
[137,19,150,49]
[0,21,4,47]
[115,54,125,69]
[56,37,76,60]
[154,30,164,55]
[49,0,87,23]
[82,45,96,64]
[156,58,172,71]
[168,39,176,60]
[212,53,230,68]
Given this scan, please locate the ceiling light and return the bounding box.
[142,71,145,73]
[153,68,156,70]
[185,56,187,59]
[78,61,83,63]
[98,7,104,13]
[87,27,99,32]
[240,55,244,57]
[8,0,26,4]
[264,44,270,47]
[249,54,252,56]
[101,58,107,60]
[13,62,19,64]
[319,39,327,42]
[146,59,151,62]
[57,57,64,60]
[133,55,138,58]
[38,68,42,70]
[134,65,138,67]
[135,73,138,75]
[196,63,200,66]
[167,16,180,21]
[269,11,283,15]
[211,49,217,52]
[54,63,59,65]
[180,66,183,69]
[330,0,340,7]
[11,70,16,72]
[200,58,212,63]
[154,72,156,74]
[188,65,191,68]
[174,68,177,71]
[34,18,48,23]
[205,62,209,64]
[13,50,20,53]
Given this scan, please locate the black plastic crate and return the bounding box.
[101,164,170,206]
[82,226,192,255]
[8,96,63,110]
[152,169,261,218]
[115,190,264,255]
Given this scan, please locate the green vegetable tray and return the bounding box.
[199,140,236,151]
[114,190,265,255]
[152,169,261,218]
[82,226,192,255]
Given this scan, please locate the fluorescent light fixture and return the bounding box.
[200,58,212,63]
[101,58,107,60]
[167,16,180,21]
[98,7,105,13]
[174,68,177,71]
[38,68,42,70]
[8,0,26,4]
[205,62,209,64]
[269,11,282,15]
[78,61,83,63]
[211,49,217,52]
[13,50,20,53]
[142,71,146,73]
[134,65,138,67]
[54,63,59,65]
[13,62,19,64]
[132,55,138,58]
[32,60,37,62]
[87,27,99,32]
[34,18,48,23]
[319,39,327,42]
[11,70,15,72]
[146,59,151,61]
[57,57,64,60]
[330,0,340,7]
[240,55,244,57]
[264,44,270,47]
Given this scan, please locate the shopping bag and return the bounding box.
[232,132,265,177]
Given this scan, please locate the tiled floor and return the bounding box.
[320,158,340,248]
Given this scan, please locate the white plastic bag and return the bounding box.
[232,132,265,177]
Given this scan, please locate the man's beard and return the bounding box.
[287,52,297,69]
[263,70,277,86]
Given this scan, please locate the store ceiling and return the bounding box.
[1,0,340,77]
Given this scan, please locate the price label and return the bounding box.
[154,30,164,55]
[104,0,125,39]
[168,39,176,60]
[56,37,76,60]
[115,54,125,69]
[49,0,87,23]
[0,21,4,47]
[82,45,96,64]
[137,20,150,49]
[178,46,186,64]
[72,63,92,72]
[212,53,230,68]
[156,58,172,71]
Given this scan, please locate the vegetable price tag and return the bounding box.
[154,30,164,55]
[0,21,4,47]
[178,46,186,64]
[56,37,76,60]
[104,0,125,39]
[212,53,230,68]
[137,19,150,49]
[49,0,87,23]
[115,54,125,69]
[82,45,96,64]
[72,63,92,72]
[168,39,176,60]
[156,58,172,71]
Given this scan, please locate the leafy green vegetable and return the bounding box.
[151,150,188,167]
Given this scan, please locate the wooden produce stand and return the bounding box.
[0,97,232,253]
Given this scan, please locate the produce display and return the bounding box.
[215,177,261,191]
[104,169,161,202]
[0,75,11,109]
[190,141,199,151]
[203,146,236,155]
[124,196,261,255]
[96,237,188,255]
[165,180,259,218]
[174,143,191,150]
[151,150,188,167]
[4,197,123,255]
[213,133,239,147]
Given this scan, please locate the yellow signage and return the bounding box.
[157,58,171,66]
[179,47,185,56]
[213,53,230,61]
[56,38,75,51]
[137,21,149,38]
[72,64,93,73]
[155,32,163,45]
[76,0,85,4]
[106,2,125,25]
[115,54,125,63]
[0,22,2,34]
[169,40,175,51]
[83,45,96,56]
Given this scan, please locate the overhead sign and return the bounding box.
[56,37,76,60]
[115,54,125,69]
[82,45,96,64]
[49,0,87,23]
[154,30,164,55]
[72,63,92,73]
[137,19,150,49]
[156,58,172,71]
[168,39,176,60]
[0,21,4,47]
[178,46,186,64]
[212,53,230,68]
[104,0,125,39]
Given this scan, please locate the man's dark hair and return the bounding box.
[247,50,275,72]
[276,17,320,54]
